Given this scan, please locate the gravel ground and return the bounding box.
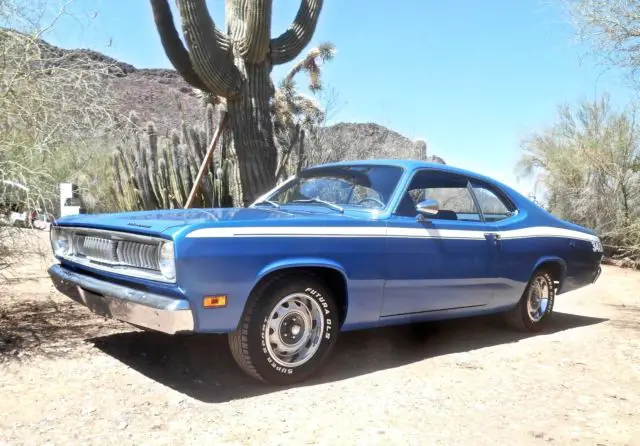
[0,232,639,445]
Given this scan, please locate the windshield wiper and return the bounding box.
[291,198,344,213]
[253,199,280,209]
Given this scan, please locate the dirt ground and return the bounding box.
[0,231,638,445]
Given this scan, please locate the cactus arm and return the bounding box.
[226,0,245,45]
[158,158,170,209]
[150,0,209,92]
[170,130,187,206]
[176,0,242,98]
[146,122,162,207]
[270,0,323,65]
[234,0,272,63]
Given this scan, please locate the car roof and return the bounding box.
[305,159,532,207]
[306,159,501,185]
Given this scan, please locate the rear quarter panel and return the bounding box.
[493,194,603,300]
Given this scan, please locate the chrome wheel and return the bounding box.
[527,276,550,322]
[264,292,325,368]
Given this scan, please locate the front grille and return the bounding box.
[74,234,160,271]
[76,236,117,262]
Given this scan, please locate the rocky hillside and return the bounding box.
[2,27,204,134]
[313,122,444,163]
[7,28,441,161]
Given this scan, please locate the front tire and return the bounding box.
[505,269,555,332]
[228,273,339,385]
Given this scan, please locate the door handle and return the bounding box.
[484,232,501,245]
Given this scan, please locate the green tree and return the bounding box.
[518,94,640,260]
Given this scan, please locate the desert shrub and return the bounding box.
[0,1,119,282]
[518,94,640,260]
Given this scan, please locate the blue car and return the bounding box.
[48,160,603,384]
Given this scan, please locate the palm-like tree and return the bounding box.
[273,42,336,182]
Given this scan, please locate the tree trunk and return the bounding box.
[227,60,278,207]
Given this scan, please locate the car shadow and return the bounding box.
[89,311,607,403]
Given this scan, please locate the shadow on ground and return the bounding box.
[90,311,607,403]
[0,290,123,362]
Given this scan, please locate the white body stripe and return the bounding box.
[187,226,386,238]
[497,226,598,241]
[386,227,486,240]
[186,225,599,242]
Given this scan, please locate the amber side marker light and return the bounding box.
[203,295,227,308]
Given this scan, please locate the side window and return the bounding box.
[395,170,481,221]
[471,182,515,222]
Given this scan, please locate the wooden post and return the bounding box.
[184,111,229,209]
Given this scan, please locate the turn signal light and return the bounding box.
[203,295,227,308]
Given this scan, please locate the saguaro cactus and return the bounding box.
[150,0,324,206]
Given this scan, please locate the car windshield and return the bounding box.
[268,165,404,210]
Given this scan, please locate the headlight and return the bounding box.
[50,226,73,257]
[158,241,176,281]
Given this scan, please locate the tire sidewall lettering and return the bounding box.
[260,286,334,376]
[529,272,555,324]
[546,273,555,315]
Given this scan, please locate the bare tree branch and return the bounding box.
[563,0,640,87]
[1,1,123,282]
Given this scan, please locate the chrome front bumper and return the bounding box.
[48,264,194,334]
[593,266,602,284]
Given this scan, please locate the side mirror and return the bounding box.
[415,198,439,217]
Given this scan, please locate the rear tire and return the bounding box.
[228,273,339,385]
[505,269,555,332]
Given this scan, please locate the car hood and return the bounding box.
[54,206,371,238]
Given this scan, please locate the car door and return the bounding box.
[381,168,504,317]
[468,178,537,306]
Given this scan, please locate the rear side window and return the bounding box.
[397,170,481,221]
[421,186,480,221]
[470,181,516,222]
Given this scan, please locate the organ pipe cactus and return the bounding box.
[150,0,325,206]
[113,105,235,211]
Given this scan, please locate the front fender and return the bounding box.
[252,256,386,332]
[255,257,349,286]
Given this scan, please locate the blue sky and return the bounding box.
[43,0,636,197]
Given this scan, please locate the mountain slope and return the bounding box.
[5,28,442,161]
